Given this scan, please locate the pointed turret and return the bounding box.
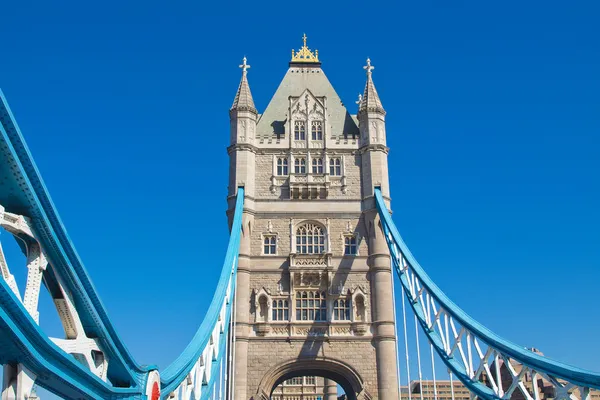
[229,57,258,200]
[358,58,385,115]
[358,57,390,199]
[231,57,257,114]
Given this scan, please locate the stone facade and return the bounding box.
[228,38,398,400]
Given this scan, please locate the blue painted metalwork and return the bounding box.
[374,187,600,399]
[0,90,245,399]
[0,91,154,397]
[160,187,244,399]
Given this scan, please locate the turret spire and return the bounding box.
[231,57,257,114]
[359,58,385,115]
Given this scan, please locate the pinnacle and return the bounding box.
[231,57,257,114]
[359,58,385,115]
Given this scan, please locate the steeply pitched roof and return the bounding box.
[256,66,358,137]
[231,57,257,114]
[359,58,385,115]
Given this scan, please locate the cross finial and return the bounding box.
[302,33,308,48]
[364,58,374,75]
[239,56,250,74]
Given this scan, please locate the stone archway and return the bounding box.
[254,357,372,400]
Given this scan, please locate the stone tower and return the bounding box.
[227,36,398,400]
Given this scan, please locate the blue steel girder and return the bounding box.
[0,91,153,395]
[374,188,600,400]
[160,187,244,399]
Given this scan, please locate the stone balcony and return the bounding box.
[289,253,331,269]
[289,173,329,199]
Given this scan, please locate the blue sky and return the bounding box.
[1,0,599,396]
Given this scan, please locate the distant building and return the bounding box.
[400,380,471,400]
[486,348,600,400]
[271,376,326,400]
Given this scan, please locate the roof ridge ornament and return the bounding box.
[291,34,320,63]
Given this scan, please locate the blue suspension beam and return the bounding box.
[375,187,600,400]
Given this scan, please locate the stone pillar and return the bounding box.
[324,378,338,400]
[234,213,253,400]
[368,212,399,400]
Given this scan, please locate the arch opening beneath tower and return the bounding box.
[255,357,366,400]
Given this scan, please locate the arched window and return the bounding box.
[294,158,306,174]
[296,223,325,254]
[311,121,323,140]
[295,291,326,321]
[329,158,342,176]
[334,298,351,321]
[294,121,306,140]
[311,158,323,174]
[276,157,288,176]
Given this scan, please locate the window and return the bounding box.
[276,157,288,176]
[329,158,342,176]
[284,377,303,386]
[344,235,357,255]
[294,158,306,174]
[264,235,276,255]
[296,291,326,321]
[304,376,316,385]
[296,224,325,254]
[311,158,323,174]
[272,299,289,321]
[294,121,306,140]
[311,121,323,140]
[333,298,351,321]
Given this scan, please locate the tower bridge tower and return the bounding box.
[227,37,398,400]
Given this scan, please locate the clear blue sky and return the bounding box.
[1,0,599,395]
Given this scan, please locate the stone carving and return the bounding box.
[293,175,307,183]
[295,326,327,337]
[293,140,307,148]
[294,256,327,267]
[333,326,352,335]
[255,323,270,336]
[271,326,289,336]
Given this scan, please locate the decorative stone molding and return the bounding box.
[295,326,327,337]
[255,323,271,337]
[351,322,368,336]
[253,288,272,323]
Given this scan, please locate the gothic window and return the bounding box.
[329,157,342,176]
[344,235,357,255]
[311,158,323,174]
[263,235,277,255]
[284,377,303,386]
[311,121,323,140]
[333,298,351,321]
[294,158,306,174]
[295,291,326,321]
[296,223,325,254]
[294,121,306,140]
[272,299,289,321]
[276,157,288,176]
